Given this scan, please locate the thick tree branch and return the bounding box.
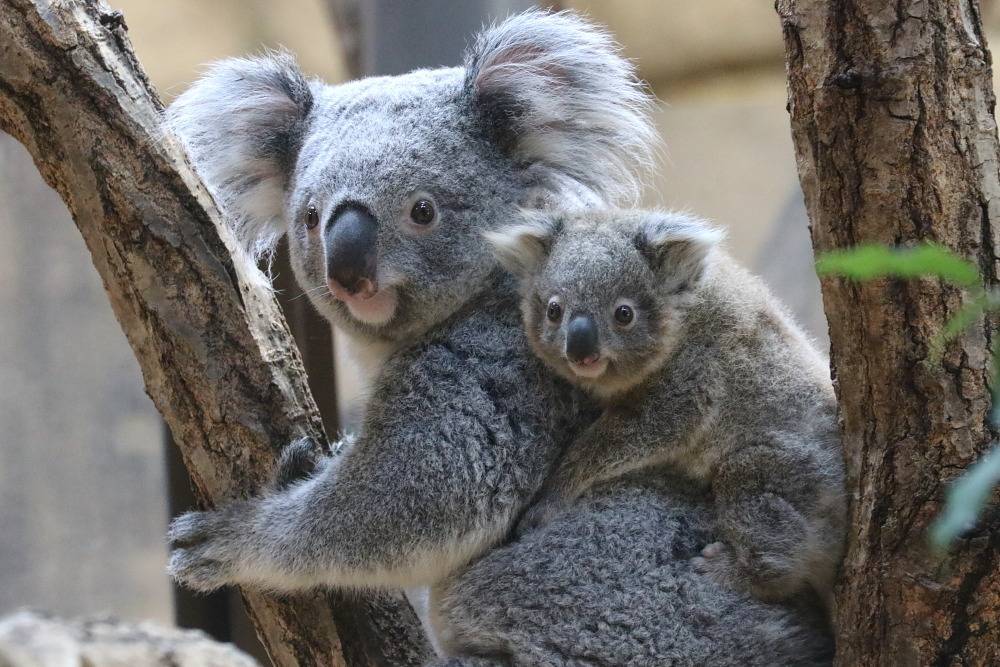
[0,0,431,664]
[778,0,1000,664]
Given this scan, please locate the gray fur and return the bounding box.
[163,50,313,261]
[431,470,833,666]
[163,10,831,664]
[491,209,847,604]
[168,288,584,591]
[464,11,658,206]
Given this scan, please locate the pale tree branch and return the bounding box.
[0,0,431,664]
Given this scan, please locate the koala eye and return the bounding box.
[546,300,563,323]
[410,199,436,225]
[614,304,635,326]
[305,205,319,230]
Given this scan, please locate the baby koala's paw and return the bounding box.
[692,540,802,602]
[707,492,813,600]
[167,501,255,592]
[691,541,732,580]
[692,541,766,597]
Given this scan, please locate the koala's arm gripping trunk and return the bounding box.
[0,1,430,664]
[170,328,560,591]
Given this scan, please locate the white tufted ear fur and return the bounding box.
[464,11,658,206]
[163,51,313,261]
[635,212,725,294]
[484,211,563,279]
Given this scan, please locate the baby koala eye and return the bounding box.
[410,199,436,225]
[305,205,319,230]
[614,304,635,327]
[546,300,563,323]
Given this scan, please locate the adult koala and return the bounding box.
[165,11,832,665]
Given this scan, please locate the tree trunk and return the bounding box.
[778,0,1000,664]
[0,1,432,665]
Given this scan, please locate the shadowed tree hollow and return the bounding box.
[779,0,1000,664]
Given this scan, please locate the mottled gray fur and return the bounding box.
[489,209,847,605]
[163,10,832,664]
[432,470,832,666]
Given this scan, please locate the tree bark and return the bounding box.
[779,0,1000,664]
[0,1,431,665]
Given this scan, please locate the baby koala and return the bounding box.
[487,209,846,605]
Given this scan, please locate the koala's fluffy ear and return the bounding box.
[464,11,657,205]
[484,212,563,279]
[163,52,312,260]
[635,212,725,293]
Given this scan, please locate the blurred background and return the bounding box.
[2,0,997,661]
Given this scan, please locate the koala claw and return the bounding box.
[168,509,223,546]
[168,547,233,593]
[700,541,725,559]
[167,504,253,591]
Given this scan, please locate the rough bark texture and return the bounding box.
[779,0,1000,665]
[0,1,431,665]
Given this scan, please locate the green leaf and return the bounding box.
[929,444,1000,551]
[816,244,981,288]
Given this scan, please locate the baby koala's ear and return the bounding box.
[484,212,563,279]
[634,211,725,293]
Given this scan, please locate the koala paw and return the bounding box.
[691,541,729,576]
[692,540,800,601]
[692,541,754,593]
[167,503,253,592]
[272,437,322,491]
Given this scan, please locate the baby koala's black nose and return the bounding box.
[565,315,600,364]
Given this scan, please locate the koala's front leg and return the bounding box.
[169,438,348,592]
[694,441,835,602]
[170,438,513,593]
[170,347,553,594]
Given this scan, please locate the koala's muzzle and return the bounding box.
[565,315,600,364]
[327,205,379,298]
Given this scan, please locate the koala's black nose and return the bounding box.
[327,205,379,296]
[565,315,600,364]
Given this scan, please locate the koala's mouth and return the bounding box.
[328,280,398,326]
[567,357,608,379]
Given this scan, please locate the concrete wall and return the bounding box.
[0,135,170,623]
